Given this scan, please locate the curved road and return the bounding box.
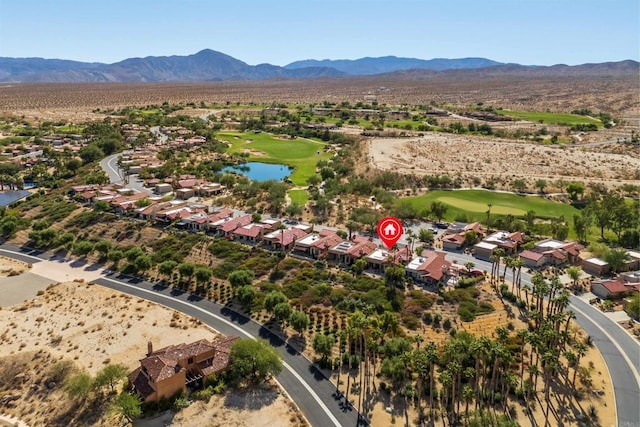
[446,252,640,426]
[100,152,146,193]
[0,243,359,427]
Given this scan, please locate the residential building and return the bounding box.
[591,279,640,300]
[263,228,309,251]
[405,249,451,286]
[582,257,610,277]
[519,250,546,269]
[231,223,267,244]
[473,241,498,261]
[129,337,238,403]
[328,236,377,265]
[294,230,343,259]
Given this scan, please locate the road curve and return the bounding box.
[0,243,359,427]
[3,239,638,424]
[445,252,640,425]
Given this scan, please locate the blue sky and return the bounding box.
[0,0,637,65]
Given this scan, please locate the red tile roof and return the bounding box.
[600,280,629,294]
[346,240,377,258]
[233,224,264,238]
[520,250,544,262]
[219,214,252,233]
[443,233,465,245]
[311,232,343,249]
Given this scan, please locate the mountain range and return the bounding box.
[0,49,636,83]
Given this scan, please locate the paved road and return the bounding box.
[99,152,146,193]
[444,251,640,425]
[99,153,123,184]
[0,243,360,427]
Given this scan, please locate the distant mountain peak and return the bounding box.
[284,56,504,75]
[0,50,636,83]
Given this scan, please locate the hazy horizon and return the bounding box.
[0,0,637,66]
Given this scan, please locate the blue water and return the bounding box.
[0,190,30,206]
[222,162,292,182]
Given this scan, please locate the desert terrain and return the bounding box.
[366,134,640,188]
[0,71,637,123]
[0,265,304,426]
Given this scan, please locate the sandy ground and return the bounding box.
[134,385,305,427]
[0,257,28,277]
[0,262,306,426]
[366,134,639,187]
[0,281,218,375]
[170,385,305,427]
[321,278,617,427]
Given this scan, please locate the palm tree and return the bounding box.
[572,342,587,388]
[503,373,518,413]
[566,266,581,291]
[527,364,539,404]
[541,351,557,426]
[346,220,359,239]
[439,369,453,419]
[406,228,416,254]
[517,329,528,387]
[347,312,368,415]
[336,329,347,400]
[502,255,512,283]
[462,385,474,420]
[412,348,429,423]
[511,256,524,297]
[605,248,631,274]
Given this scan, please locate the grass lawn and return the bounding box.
[131,108,162,116]
[288,189,309,206]
[402,190,580,220]
[55,124,84,133]
[398,189,600,239]
[495,110,602,127]
[218,131,331,185]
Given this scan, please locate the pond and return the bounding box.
[0,190,31,206]
[222,162,292,182]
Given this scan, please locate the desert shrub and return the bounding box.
[422,312,433,324]
[456,276,484,288]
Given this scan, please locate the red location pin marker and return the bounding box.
[377,216,403,249]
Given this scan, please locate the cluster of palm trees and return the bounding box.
[320,269,590,426]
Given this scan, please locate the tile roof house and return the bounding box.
[582,257,610,277]
[534,239,584,265]
[366,246,413,273]
[129,337,238,403]
[294,230,344,259]
[263,228,309,251]
[591,279,640,300]
[212,214,253,237]
[442,222,485,251]
[231,223,267,243]
[328,236,377,265]
[405,249,452,286]
[442,233,467,251]
[520,249,546,268]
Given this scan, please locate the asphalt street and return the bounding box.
[2,241,638,424]
[444,251,640,426]
[0,243,361,427]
